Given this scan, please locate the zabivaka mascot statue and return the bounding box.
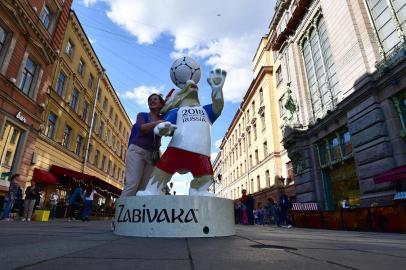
[114,57,235,237]
[137,57,226,196]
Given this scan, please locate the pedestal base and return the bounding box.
[113,195,235,237]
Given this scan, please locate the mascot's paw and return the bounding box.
[154,121,177,136]
[189,188,215,197]
[207,68,227,91]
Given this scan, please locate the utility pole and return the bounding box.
[83,68,106,173]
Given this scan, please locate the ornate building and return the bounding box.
[29,10,132,203]
[0,0,73,197]
[270,0,406,209]
[213,35,294,205]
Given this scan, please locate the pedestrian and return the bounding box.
[67,183,83,221]
[82,185,97,221]
[22,180,40,221]
[121,93,166,196]
[277,189,292,228]
[1,174,21,221]
[49,191,59,219]
[240,189,248,225]
[247,194,255,225]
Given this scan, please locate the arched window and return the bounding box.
[301,16,340,119]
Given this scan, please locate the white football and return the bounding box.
[170,57,201,89]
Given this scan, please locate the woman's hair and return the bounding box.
[147,93,165,105]
[10,174,20,182]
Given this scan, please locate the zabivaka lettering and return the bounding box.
[117,204,198,223]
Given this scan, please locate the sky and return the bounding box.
[73,0,275,194]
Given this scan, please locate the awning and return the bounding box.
[374,165,406,184]
[32,168,58,185]
[50,165,122,197]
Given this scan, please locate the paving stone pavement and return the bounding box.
[0,220,405,270]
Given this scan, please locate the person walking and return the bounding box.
[22,180,39,221]
[49,191,59,219]
[277,190,292,228]
[82,185,97,221]
[67,183,83,221]
[1,174,21,221]
[121,94,165,196]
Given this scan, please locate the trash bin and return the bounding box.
[34,210,50,222]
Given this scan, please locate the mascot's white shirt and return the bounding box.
[164,105,219,157]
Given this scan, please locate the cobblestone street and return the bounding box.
[1,221,405,270]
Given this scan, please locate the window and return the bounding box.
[394,93,406,137]
[114,114,118,126]
[0,25,10,67]
[78,58,85,76]
[266,170,270,188]
[253,124,257,140]
[276,66,283,85]
[46,112,57,139]
[366,0,406,55]
[62,125,72,148]
[55,71,66,96]
[70,88,79,111]
[257,175,260,191]
[109,106,113,118]
[98,121,104,138]
[10,129,19,144]
[317,129,352,168]
[88,73,94,88]
[249,155,253,168]
[81,101,89,122]
[263,141,268,157]
[259,88,264,104]
[113,164,117,178]
[65,40,74,58]
[255,149,259,164]
[87,144,93,160]
[75,135,83,156]
[106,129,110,144]
[103,97,108,111]
[93,113,98,132]
[260,113,266,131]
[19,57,37,95]
[101,155,106,170]
[301,15,340,119]
[94,149,100,167]
[107,160,112,174]
[39,5,52,30]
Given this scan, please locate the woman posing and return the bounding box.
[121,94,165,196]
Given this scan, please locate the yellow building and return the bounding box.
[27,11,131,205]
[213,35,294,205]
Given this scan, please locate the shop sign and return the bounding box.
[16,111,27,123]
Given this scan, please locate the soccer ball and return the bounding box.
[170,57,201,89]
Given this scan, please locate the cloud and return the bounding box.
[122,85,164,108]
[214,139,222,149]
[89,37,96,44]
[211,152,218,161]
[80,0,274,102]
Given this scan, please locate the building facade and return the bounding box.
[29,10,132,203]
[213,36,294,205]
[270,0,406,209]
[0,0,73,197]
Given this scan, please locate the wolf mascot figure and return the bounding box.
[137,68,226,196]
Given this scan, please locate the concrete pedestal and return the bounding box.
[113,195,235,237]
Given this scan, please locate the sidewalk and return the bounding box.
[0,220,405,270]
